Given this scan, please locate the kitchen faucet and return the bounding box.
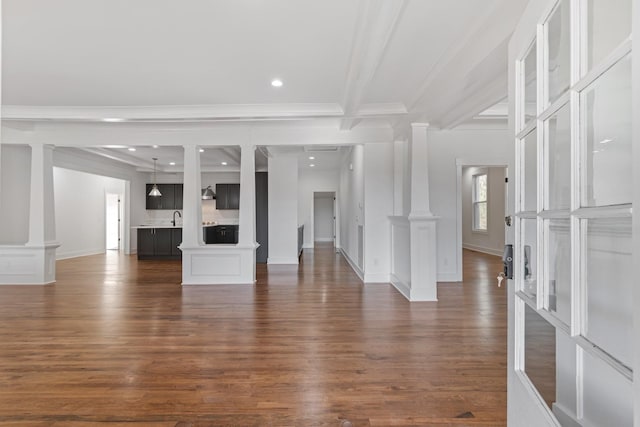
[172,210,182,227]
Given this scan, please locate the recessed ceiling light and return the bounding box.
[221,162,228,166]
[271,79,283,88]
[199,149,204,153]
[599,139,613,144]
[308,156,315,160]
[128,148,136,152]
[169,162,176,166]
[103,118,124,123]
[152,145,159,148]
[310,164,315,167]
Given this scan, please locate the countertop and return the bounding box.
[131,224,234,229]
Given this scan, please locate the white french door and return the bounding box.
[507,0,636,426]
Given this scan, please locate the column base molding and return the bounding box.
[180,244,257,285]
[0,242,60,285]
[389,215,439,302]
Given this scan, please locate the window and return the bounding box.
[472,174,488,231]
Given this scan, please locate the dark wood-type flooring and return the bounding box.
[0,246,507,426]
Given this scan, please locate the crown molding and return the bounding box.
[2,103,345,122]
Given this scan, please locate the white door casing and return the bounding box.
[508,0,635,426]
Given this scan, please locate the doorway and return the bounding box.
[456,163,509,281]
[106,193,121,251]
[313,192,335,248]
[461,166,507,256]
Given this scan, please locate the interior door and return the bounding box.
[507,0,634,426]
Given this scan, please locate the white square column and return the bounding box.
[407,123,438,301]
[0,144,60,285]
[181,145,203,248]
[237,144,256,247]
[180,144,257,285]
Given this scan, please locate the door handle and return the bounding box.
[502,244,513,280]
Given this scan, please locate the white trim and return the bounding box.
[436,271,460,283]
[390,273,410,299]
[56,248,105,260]
[462,243,503,257]
[554,396,582,427]
[3,103,344,121]
[314,238,334,242]
[363,273,390,284]
[267,257,299,265]
[339,248,364,282]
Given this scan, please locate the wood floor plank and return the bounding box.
[0,245,507,426]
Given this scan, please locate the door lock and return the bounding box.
[504,215,513,227]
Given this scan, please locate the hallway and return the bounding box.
[0,248,506,426]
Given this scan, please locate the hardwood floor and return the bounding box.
[0,246,507,426]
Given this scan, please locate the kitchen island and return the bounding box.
[133,224,239,260]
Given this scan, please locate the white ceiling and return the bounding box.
[1,0,528,169]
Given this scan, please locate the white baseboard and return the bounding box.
[437,271,461,282]
[462,243,503,257]
[302,243,314,249]
[390,274,410,300]
[56,248,105,260]
[364,273,390,284]
[552,403,581,427]
[267,257,300,265]
[339,248,363,282]
[314,238,334,242]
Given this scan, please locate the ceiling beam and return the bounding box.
[407,0,529,126]
[220,146,241,164]
[339,0,408,130]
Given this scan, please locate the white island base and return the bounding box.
[180,244,258,285]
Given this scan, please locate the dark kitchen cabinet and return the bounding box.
[137,229,155,257]
[204,225,238,244]
[215,183,240,210]
[255,172,268,263]
[146,184,183,210]
[137,228,182,259]
[171,228,182,257]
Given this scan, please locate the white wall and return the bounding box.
[268,155,299,264]
[53,167,126,259]
[363,142,394,283]
[427,126,512,281]
[339,145,364,275]
[0,145,31,245]
[461,166,506,256]
[53,147,141,255]
[313,195,334,242]
[298,169,339,247]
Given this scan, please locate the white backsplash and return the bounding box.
[143,200,239,225]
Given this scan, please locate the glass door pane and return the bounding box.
[522,130,538,212]
[581,55,632,207]
[546,219,570,324]
[521,219,538,298]
[546,104,571,210]
[586,0,632,70]
[523,42,538,125]
[548,0,571,104]
[524,304,556,407]
[582,217,633,367]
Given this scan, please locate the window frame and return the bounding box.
[472,173,489,233]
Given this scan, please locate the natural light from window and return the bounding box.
[473,174,488,231]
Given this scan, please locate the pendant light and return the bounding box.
[201,185,216,200]
[148,158,162,197]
